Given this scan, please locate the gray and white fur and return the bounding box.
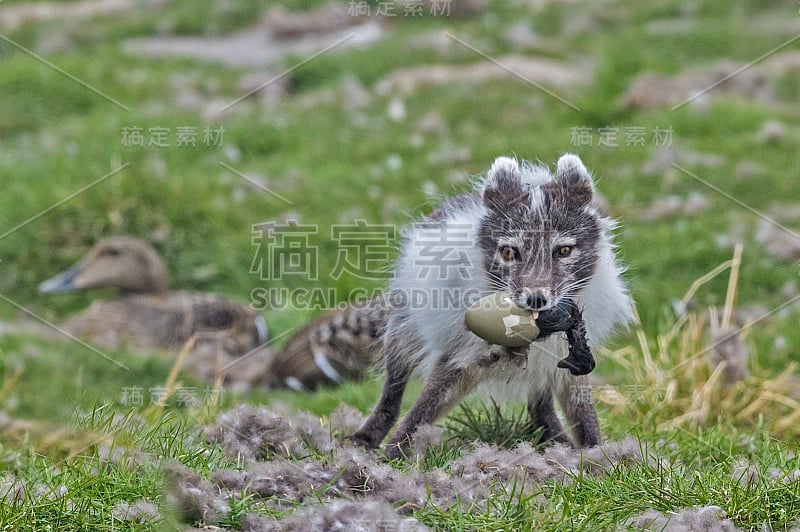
[350,154,633,458]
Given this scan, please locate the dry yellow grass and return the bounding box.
[600,244,800,438]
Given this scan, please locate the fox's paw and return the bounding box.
[345,431,380,449]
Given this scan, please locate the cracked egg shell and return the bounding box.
[465,292,540,347]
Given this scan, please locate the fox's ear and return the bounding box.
[482,156,529,209]
[556,153,593,208]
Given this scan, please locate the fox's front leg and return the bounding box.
[384,362,474,460]
[556,374,600,447]
[349,353,412,449]
[527,390,572,446]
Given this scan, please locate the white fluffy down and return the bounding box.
[625,506,739,532]
[165,405,654,528]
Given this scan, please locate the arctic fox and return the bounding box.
[350,154,633,458]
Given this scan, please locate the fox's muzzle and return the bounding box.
[516,287,553,311]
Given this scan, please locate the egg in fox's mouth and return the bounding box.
[464,292,542,347]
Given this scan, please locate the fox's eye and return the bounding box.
[499,245,519,262]
[555,245,574,258]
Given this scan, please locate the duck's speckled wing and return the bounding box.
[63,292,266,354]
[267,295,391,391]
[173,291,267,354]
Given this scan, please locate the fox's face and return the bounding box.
[477,155,602,311]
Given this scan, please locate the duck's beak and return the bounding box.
[38,264,82,294]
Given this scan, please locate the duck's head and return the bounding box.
[39,236,168,295]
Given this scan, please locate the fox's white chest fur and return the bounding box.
[353,154,634,456]
[391,156,631,393]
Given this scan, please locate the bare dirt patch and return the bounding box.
[623,52,800,110]
[123,23,382,69]
[0,0,163,30]
[376,54,591,96]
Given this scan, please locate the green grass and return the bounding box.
[1,0,800,529]
[5,402,800,530]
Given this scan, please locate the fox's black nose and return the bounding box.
[526,292,548,310]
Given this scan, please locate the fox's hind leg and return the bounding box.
[556,374,600,447]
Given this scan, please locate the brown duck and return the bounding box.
[267,294,390,391]
[38,236,268,353]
